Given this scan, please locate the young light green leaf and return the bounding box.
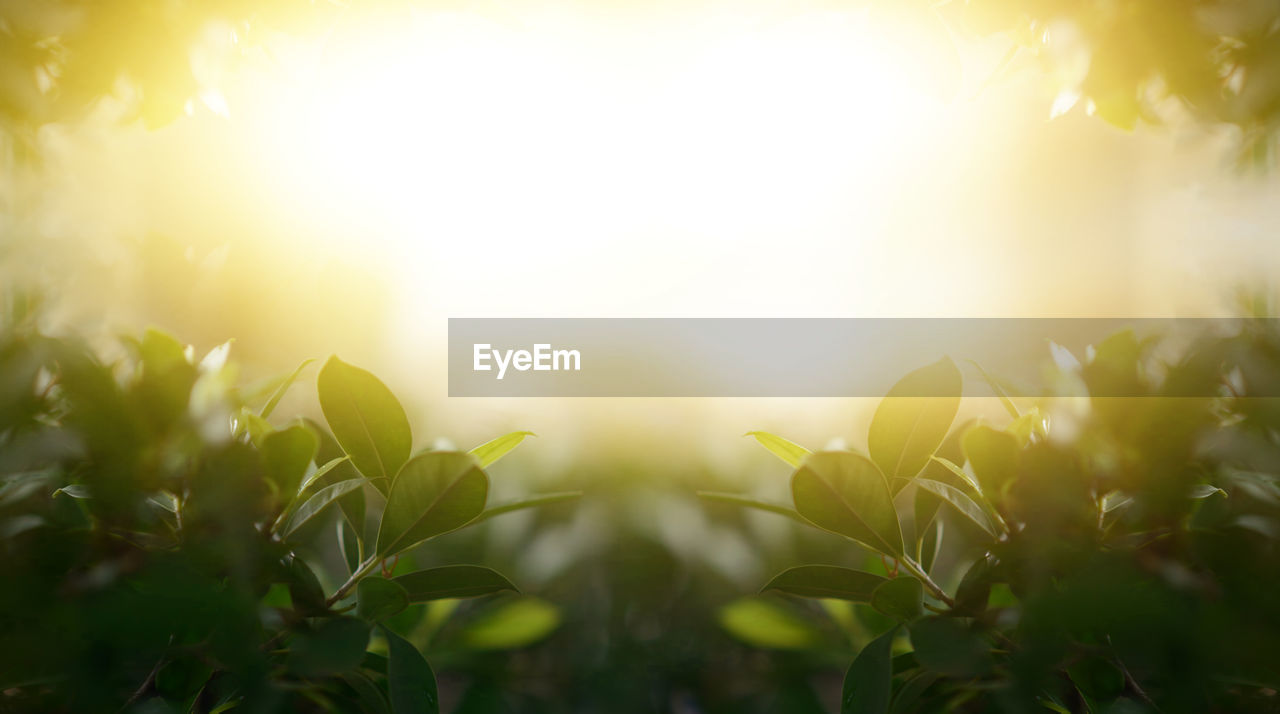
[744,431,811,468]
[281,479,369,538]
[375,452,488,558]
[356,577,410,622]
[761,565,888,602]
[468,431,535,468]
[467,491,582,526]
[382,626,439,714]
[51,484,91,499]
[870,577,923,622]
[318,356,412,489]
[792,452,904,557]
[719,597,821,650]
[867,357,962,492]
[695,491,814,526]
[458,597,561,650]
[842,626,898,714]
[259,358,315,419]
[914,478,998,539]
[394,565,518,602]
[262,423,318,499]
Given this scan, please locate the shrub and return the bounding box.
[0,310,575,712]
[709,324,1280,713]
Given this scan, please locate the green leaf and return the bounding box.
[867,357,962,491]
[287,617,371,677]
[792,452,904,556]
[841,626,897,714]
[375,452,488,557]
[394,565,518,602]
[357,577,410,622]
[298,455,352,495]
[718,597,821,650]
[468,431,535,468]
[281,479,369,538]
[468,491,582,526]
[341,672,391,714]
[1189,484,1227,499]
[51,484,91,499]
[285,555,328,616]
[962,426,1017,498]
[745,431,811,468]
[927,455,980,493]
[383,626,439,714]
[458,597,561,650]
[966,359,1020,419]
[260,358,315,419]
[761,565,888,601]
[696,491,813,526]
[262,423,318,499]
[914,478,997,539]
[909,617,992,677]
[919,519,942,574]
[870,577,923,622]
[318,356,412,489]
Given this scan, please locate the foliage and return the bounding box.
[0,307,574,712]
[711,323,1280,712]
[4,0,1280,166]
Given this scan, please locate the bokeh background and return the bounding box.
[4,0,1280,710]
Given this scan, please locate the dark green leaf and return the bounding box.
[383,626,439,714]
[288,617,370,677]
[318,356,412,490]
[914,478,997,538]
[871,577,923,622]
[262,423,318,499]
[281,479,369,538]
[867,357,962,491]
[375,452,488,557]
[842,626,897,714]
[394,565,518,602]
[357,577,410,622]
[909,617,991,677]
[761,565,888,601]
[962,426,1017,498]
[792,452,904,556]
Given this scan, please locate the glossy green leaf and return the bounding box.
[357,577,410,622]
[920,519,942,574]
[841,626,897,714]
[1189,484,1226,499]
[51,484,90,499]
[318,356,412,488]
[383,626,439,714]
[870,577,923,622]
[719,597,821,650]
[927,455,980,493]
[914,478,997,539]
[745,431,811,468]
[281,479,369,538]
[468,431,535,468]
[260,358,315,419]
[792,452,904,556]
[867,357,962,491]
[761,565,888,601]
[262,423,318,499]
[394,565,518,602]
[458,597,561,650]
[298,455,352,495]
[375,452,488,557]
[285,554,327,616]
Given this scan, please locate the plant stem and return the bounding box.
[899,555,954,608]
[326,555,380,607]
